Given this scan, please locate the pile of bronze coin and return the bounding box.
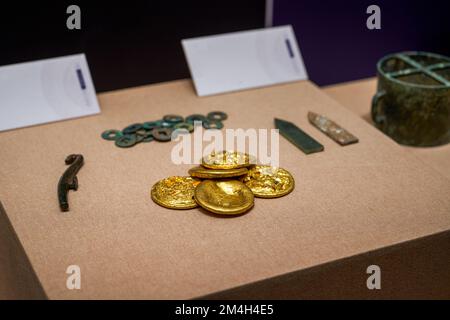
[101,111,228,148]
[151,151,295,216]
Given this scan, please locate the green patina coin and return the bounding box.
[152,128,172,142]
[123,123,143,134]
[173,122,194,132]
[115,134,137,148]
[207,111,228,121]
[135,133,145,143]
[203,120,223,130]
[101,129,123,141]
[103,111,228,146]
[143,120,163,130]
[136,129,154,143]
[160,121,175,128]
[142,135,154,142]
[163,114,184,124]
[186,114,207,125]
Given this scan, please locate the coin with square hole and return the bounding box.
[163,114,184,124]
[101,129,123,141]
[152,128,173,142]
[203,120,223,129]
[123,123,143,134]
[115,134,137,148]
[136,129,154,143]
[173,122,194,132]
[186,114,207,125]
[207,111,228,121]
[143,121,163,131]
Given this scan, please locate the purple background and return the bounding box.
[273,0,450,85]
[1,1,450,90]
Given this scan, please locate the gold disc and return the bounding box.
[241,165,295,198]
[188,166,248,179]
[202,150,254,169]
[151,176,201,209]
[194,180,254,215]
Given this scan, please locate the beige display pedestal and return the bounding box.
[1,80,449,299]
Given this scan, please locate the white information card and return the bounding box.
[0,54,100,132]
[182,25,308,96]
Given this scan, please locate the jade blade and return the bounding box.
[275,118,324,154]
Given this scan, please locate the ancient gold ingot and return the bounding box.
[241,165,294,198]
[194,180,254,215]
[188,166,248,179]
[202,151,254,169]
[308,112,359,146]
[151,176,201,209]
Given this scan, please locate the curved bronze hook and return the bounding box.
[57,154,84,212]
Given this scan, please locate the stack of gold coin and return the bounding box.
[151,151,295,216]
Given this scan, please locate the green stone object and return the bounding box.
[101,129,123,141]
[275,118,324,154]
[103,112,229,148]
[141,134,154,143]
[202,120,224,129]
[173,122,194,132]
[160,121,175,128]
[122,123,143,134]
[207,111,228,121]
[115,134,137,148]
[163,114,184,124]
[152,128,172,142]
[372,51,450,147]
[186,114,207,125]
[143,120,163,130]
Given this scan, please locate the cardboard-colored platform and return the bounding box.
[1,79,449,299]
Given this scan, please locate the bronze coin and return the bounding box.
[152,128,173,142]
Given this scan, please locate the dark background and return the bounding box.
[274,0,450,86]
[0,1,265,92]
[1,0,449,91]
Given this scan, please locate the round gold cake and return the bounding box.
[201,150,254,169]
[151,176,201,209]
[194,179,254,215]
[188,166,248,179]
[241,165,294,198]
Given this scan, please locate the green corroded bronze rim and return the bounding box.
[377,51,450,90]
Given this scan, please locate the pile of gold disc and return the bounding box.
[151,151,295,216]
